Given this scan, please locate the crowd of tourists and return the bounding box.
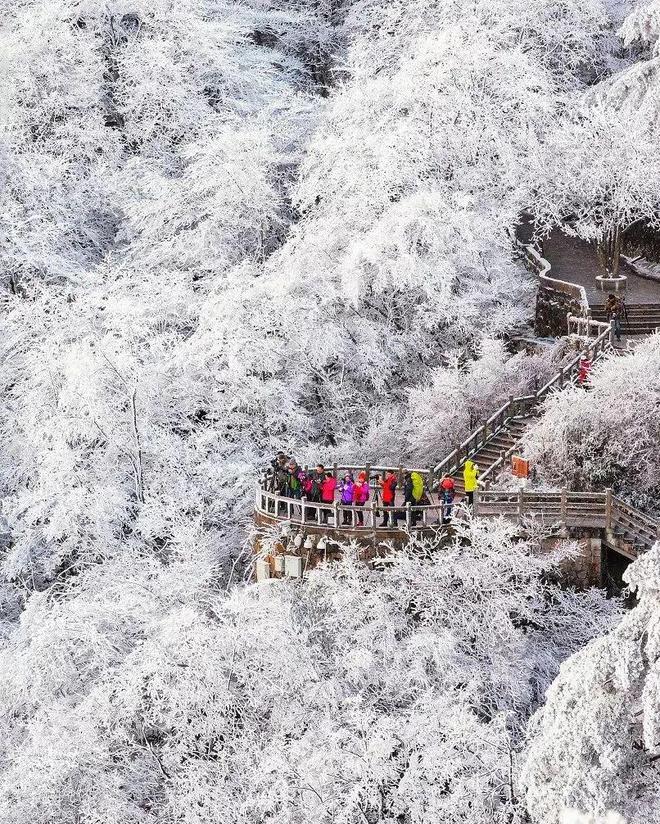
[266,452,481,527]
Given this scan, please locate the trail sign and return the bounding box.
[511,455,530,479]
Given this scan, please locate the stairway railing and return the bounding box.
[432,322,613,480]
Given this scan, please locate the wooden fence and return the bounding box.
[255,485,660,551]
[256,486,446,530]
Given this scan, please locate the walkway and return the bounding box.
[542,231,660,307]
[254,229,660,577]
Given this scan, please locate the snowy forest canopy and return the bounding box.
[2,0,660,822]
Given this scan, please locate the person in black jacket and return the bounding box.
[269,452,289,494]
[309,464,326,503]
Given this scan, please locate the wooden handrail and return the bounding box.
[433,323,612,480]
[256,487,448,530]
[256,484,659,551]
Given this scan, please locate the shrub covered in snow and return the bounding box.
[0,519,617,824]
[522,335,660,514]
[522,543,660,824]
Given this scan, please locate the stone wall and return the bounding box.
[255,510,607,589]
[252,509,428,578]
[514,237,587,338]
[535,285,584,338]
[540,534,602,589]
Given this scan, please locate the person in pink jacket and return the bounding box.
[352,471,370,525]
[320,473,337,524]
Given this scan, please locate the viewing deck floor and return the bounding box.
[542,232,660,307]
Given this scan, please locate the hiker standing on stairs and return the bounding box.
[605,293,624,343]
[440,475,456,524]
[463,459,480,507]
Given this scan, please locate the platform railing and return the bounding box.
[475,488,659,549]
[475,489,608,527]
[256,487,446,530]
[256,484,659,550]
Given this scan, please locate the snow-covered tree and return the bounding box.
[521,335,660,514]
[522,544,660,824]
[531,101,660,276]
[620,0,660,52]
[0,520,617,824]
[562,812,627,824]
[0,1,648,820]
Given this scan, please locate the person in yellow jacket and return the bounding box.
[410,471,425,503]
[463,460,480,506]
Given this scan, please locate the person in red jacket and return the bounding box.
[352,471,370,525]
[439,475,456,524]
[378,470,398,527]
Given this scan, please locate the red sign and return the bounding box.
[511,455,530,479]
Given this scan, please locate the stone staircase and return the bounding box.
[435,318,612,495]
[451,418,528,494]
[591,303,660,336]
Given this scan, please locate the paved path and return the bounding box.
[542,231,660,307]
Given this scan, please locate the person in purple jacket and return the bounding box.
[338,473,355,525]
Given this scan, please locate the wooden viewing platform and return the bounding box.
[254,231,660,586]
[256,478,659,555]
